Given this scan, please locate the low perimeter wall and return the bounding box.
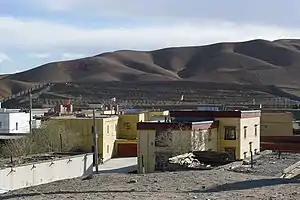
[0,153,94,193]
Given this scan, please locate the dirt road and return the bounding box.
[1,169,300,200]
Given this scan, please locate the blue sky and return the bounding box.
[0,0,300,74]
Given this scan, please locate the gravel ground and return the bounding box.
[230,152,300,176]
[1,170,300,200]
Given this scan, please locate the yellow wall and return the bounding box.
[240,117,260,159]
[137,130,155,173]
[137,128,218,173]
[261,112,293,137]
[138,116,262,173]
[118,113,145,139]
[216,116,261,160]
[101,116,119,161]
[144,111,168,121]
[216,117,241,159]
[51,116,119,162]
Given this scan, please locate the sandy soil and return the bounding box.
[1,169,300,200]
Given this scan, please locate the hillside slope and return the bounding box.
[1,39,300,99]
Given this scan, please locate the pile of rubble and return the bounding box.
[168,153,212,170]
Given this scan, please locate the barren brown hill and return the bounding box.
[1,39,300,101]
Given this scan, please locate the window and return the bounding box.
[243,126,247,138]
[0,122,2,128]
[16,122,18,130]
[243,152,247,159]
[107,125,109,134]
[107,145,109,153]
[224,126,236,140]
[254,124,258,136]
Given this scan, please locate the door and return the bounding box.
[224,147,236,160]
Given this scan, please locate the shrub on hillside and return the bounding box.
[0,121,82,158]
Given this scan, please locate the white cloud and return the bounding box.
[1,16,300,54]
[0,53,11,63]
[28,53,50,58]
[61,53,87,60]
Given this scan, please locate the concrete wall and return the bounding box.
[261,112,293,137]
[0,153,93,192]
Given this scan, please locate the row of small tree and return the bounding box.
[0,121,81,158]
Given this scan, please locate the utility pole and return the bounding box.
[249,142,253,168]
[92,108,99,172]
[29,93,32,134]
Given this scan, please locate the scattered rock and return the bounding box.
[168,153,212,169]
[128,179,138,184]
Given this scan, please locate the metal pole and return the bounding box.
[249,142,253,168]
[93,108,99,172]
[29,93,32,134]
[59,134,63,152]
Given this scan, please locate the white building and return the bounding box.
[0,111,31,139]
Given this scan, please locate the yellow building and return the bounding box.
[137,110,261,173]
[260,111,293,137]
[144,110,169,121]
[117,113,145,139]
[50,115,119,162]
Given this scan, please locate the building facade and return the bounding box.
[117,113,145,139]
[51,115,119,162]
[0,112,30,139]
[137,110,261,173]
[260,111,294,137]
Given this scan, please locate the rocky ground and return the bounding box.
[230,152,300,176]
[1,169,300,200]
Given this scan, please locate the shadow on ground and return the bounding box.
[97,165,137,174]
[2,178,300,199]
[197,178,300,193]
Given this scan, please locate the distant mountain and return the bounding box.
[1,39,300,98]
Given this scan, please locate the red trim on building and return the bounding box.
[261,136,300,143]
[261,142,300,152]
[170,110,260,119]
[137,121,218,131]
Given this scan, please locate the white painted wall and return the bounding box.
[0,153,93,193]
[9,112,30,134]
[240,117,261,159]
[0,112,30,134]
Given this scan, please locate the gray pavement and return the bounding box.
[94,157,137,174]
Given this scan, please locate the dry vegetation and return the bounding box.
[0,121,81,159]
